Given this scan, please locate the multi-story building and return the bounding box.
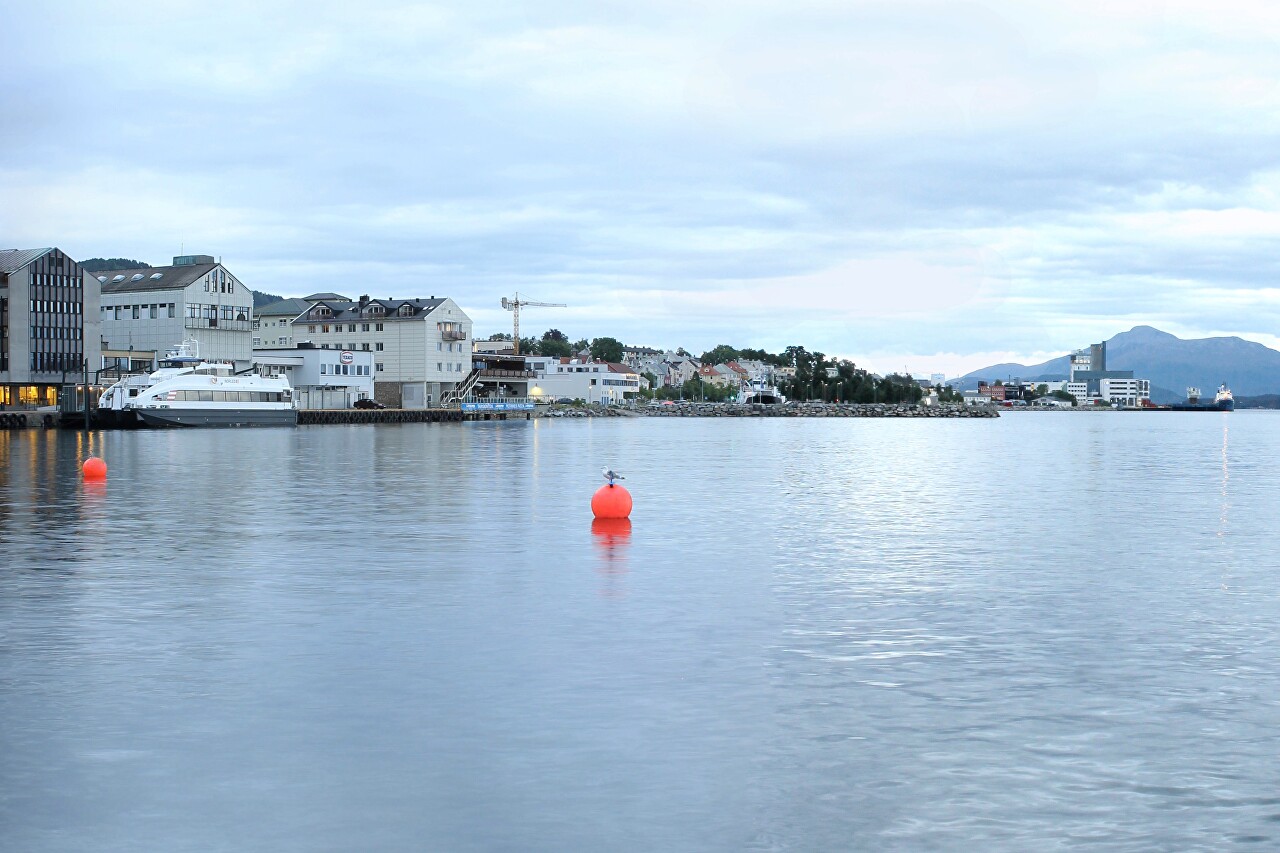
[95,254,253,367]
[1067,341,1151,406]
[291,294,472,407]
[253,297,314,348]
[0,247,102,408]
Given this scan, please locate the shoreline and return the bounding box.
[543,402,998,419]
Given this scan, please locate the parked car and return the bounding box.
[354,398,386,409]
[554,397,575,404]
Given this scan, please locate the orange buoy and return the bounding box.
[82,457,108,480]
[591,483,632,519]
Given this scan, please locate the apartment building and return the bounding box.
[292,294,473,407]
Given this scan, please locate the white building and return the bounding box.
[523,357,641,404]
[1099,378,1151,406]
[252,344,374,409]
[97,255,253,367]
[253,297,314,348]
[0,247,102,408]
[292,295,472,407]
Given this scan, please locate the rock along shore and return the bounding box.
[539,402,998,419]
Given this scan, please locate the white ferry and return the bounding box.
[100,340,297,427]
[98,340,205,413]
[738,380,786,405]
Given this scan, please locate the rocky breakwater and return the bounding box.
[640,402,997,418]
[538,405,632,419]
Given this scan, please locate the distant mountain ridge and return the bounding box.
[952,326,1280,404]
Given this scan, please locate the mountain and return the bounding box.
[952,326,1280,403]
[252,290,283,308]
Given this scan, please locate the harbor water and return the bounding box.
[2,413,1279,851]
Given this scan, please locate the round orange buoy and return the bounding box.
[82,457,107,480]
[591,484,632,519]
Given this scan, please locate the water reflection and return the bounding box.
[591,517,631,596]
[5,417,1280,851]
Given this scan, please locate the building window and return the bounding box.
[132,305,140,319]
[321,364,328,374]
[375,323,383,331]
[362,343,370,351]
[437,362,443,372]
[168,304,176,318]
[308,325,316,333]
[376,363,384,372]
[322,325,329,333]
[253,337,261,346]
[362,323,369,332]
[375,343,383,351]
[437,342,442,351]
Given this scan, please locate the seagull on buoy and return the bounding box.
[602,467,625,486]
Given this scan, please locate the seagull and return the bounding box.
[602,467,625,486]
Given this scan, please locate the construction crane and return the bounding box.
[501,293,567,355]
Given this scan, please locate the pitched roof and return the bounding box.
[96,262,219,293]
[0,248,53,273]
[256,298,312,317]
[302,292,351,301]
[299,297,447,323]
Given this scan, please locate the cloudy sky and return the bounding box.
[3,0,1279,375]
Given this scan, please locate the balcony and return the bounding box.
[478,368,536,379]
[442,330,466,341]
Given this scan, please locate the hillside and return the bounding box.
[952,326,1280,402]
[82,257,150,272]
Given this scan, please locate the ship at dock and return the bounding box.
[1168,384,1234,412]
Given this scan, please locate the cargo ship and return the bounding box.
[1168,384,1234,412]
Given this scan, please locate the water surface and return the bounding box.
[2,413,1278,851]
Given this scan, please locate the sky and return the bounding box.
[3,0,1279,376]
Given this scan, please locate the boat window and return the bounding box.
[198,391,214,402]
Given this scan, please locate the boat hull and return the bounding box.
[1167,400,1234,412]
[135,407,298,428]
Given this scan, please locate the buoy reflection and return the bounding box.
[591,517,632,596]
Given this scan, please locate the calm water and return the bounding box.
[2,413,1279,851]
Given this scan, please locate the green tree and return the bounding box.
[539,337,572,358]
[1049,389,1077,405]
[542,329,569,342]
[590,336,624,363]
[701,344,740,365]
[571,338,589,353]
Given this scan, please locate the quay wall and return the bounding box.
[2,411,57,430]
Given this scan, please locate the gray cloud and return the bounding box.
[3,0,1279,373]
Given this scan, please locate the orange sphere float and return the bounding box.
[591,484,632,519]
[82,457,108,480]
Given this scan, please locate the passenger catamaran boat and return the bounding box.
[738,380,786,404]
[99,340,296,427]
